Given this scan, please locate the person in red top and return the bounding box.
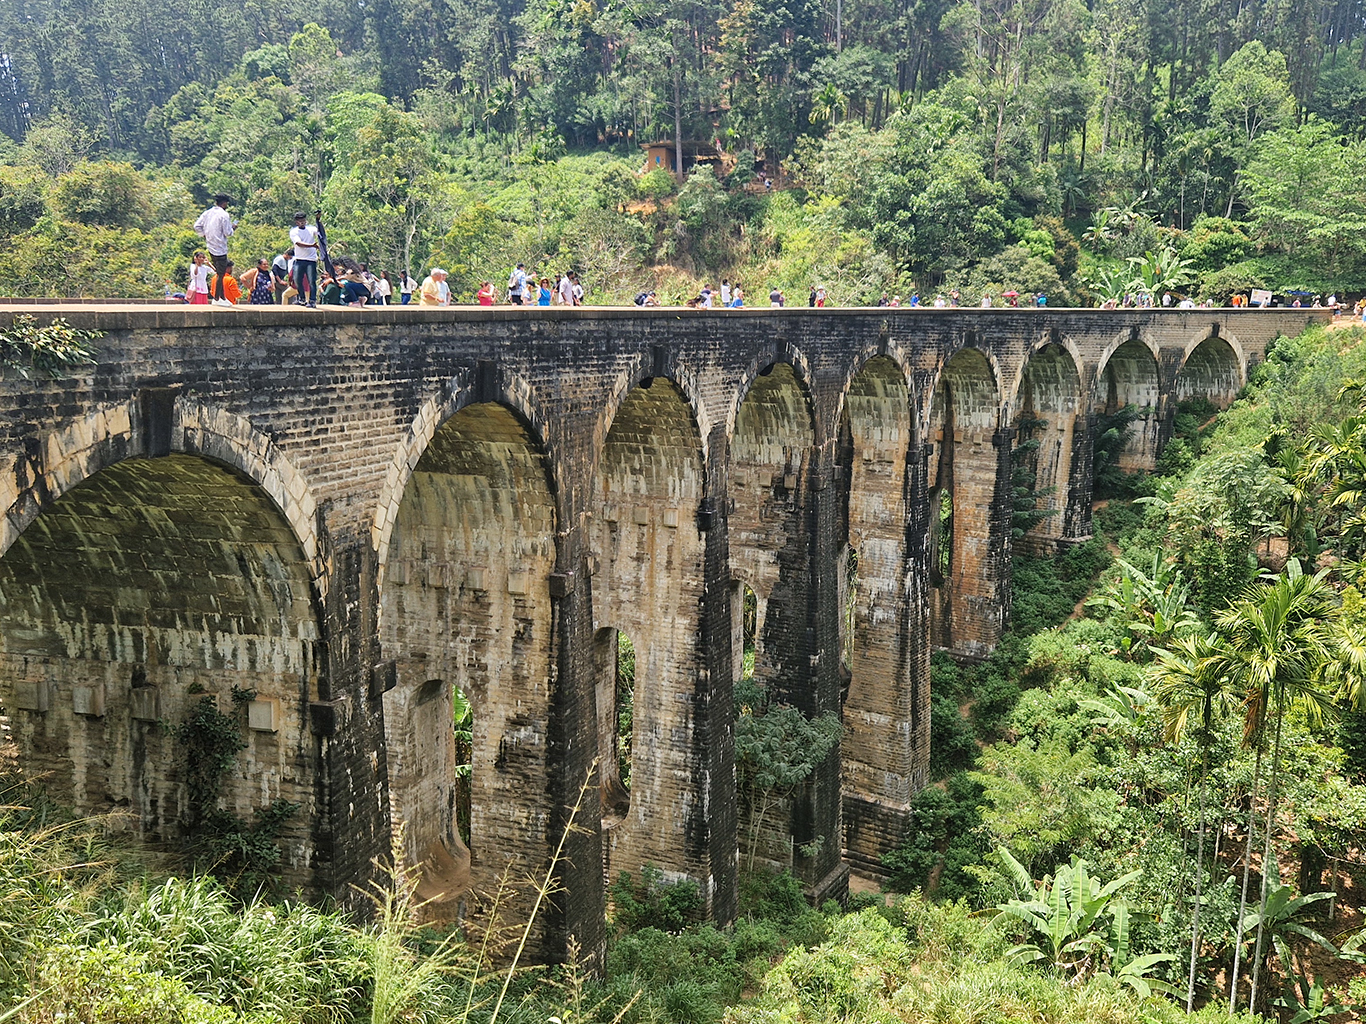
[476,281,497,305]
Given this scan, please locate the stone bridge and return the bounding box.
[0,304,1324,955]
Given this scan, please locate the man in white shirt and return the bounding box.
[289,212,320,308]
[507,263,528,305]
[558,272,574,305]
[271,249,293,304]
[193,194,236,307]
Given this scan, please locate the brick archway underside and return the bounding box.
[379,401,556,927]
[0,454,321,887]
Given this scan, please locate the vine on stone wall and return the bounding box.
[174,685,297,897]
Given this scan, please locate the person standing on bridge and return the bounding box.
[193,194,236,307]
[289,213,320,308]
[185,251,210,305]
[271,248,293,304]
[507,263,527,305]
[419,268,447,305]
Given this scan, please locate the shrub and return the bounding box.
[882,772,988,902]
[610,865,704,934]
[24,943,239,1024]
[757,910,912,1022]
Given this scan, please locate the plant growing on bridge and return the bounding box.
[0,314,99,379]
[173,686,297,897]
[733,680,841,872]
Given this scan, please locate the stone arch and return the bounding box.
[921,345,1006,441]
[378,400,557,929]
[1094,336,1162,472]
[591,376,711,899]
[725,343,815,440]
[0,451,324,888]
[371,368,553,590]
[837,354,926,872]
[596,354,713,478]
[4,398,324,598]
[1176,335,1244,409]
[1013,342,1083,553]
[729,363,815,694]
[728,360,833,888]
[927,346,1005,656]
[835,347,916,448]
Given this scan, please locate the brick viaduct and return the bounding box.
[0,304,1325,956]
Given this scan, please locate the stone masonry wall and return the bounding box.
[380,402,556,937]
[0,304,1325,951]
[0,455,321,886]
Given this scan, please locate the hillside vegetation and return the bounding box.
[1,1,1364,301]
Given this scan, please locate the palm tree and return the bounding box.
[1208,566,1338,1013]
[1151,632,1233,1011]
[1263,430,1319,561]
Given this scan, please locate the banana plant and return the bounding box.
[1240,880,1338,976]
[1102,901,1178,998]
[1275,973,1352,1023]
[1087,554,1201,655]
[992,848,1149,983]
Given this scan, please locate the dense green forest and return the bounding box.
[10,324,1366,1022]
[1,0,1365,301]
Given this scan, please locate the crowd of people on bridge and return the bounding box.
[179,196,1348,312]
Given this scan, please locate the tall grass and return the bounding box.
[0,767,606,1024]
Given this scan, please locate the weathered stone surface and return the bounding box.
[0,304,1324,954]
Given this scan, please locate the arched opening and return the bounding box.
[592,377,709,894]
[1176,337,1242,410]
[928,347,1003,656]
[380,401,556,920]
[838,355,926,872]
[595,626,635,822]
[453,685,473,853]
[729,582,760,683]
[1095,339,1161,476]
[0,454,322,888]
[930,488,952,586]
[729,364,815,695]
[1015,343,1082,552]
[728,359,837,892]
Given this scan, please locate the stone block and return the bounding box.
[72,683,105,717]
[130,685,160,721]
[13,680,51,713]
[248,698,279,732]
